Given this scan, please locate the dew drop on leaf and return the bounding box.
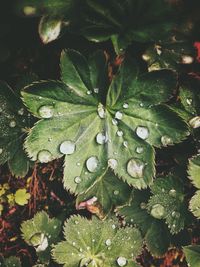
[105,239,112,246]
[87,90,92,95]
[123,103,129,109]
[117,130,123,137]
[115,111,123,120]
[113,190,119,195]
[9,120,16,128]
[127,159,145,178]
[150,204,165,219]
[117,256,127,266]
[136,147,144,154]
[94,88,99,93]
[74,177,81,184]
[37,150,52,163]
[86,156,99,172]
[140,202,147,209]
[189,116,200,129]
[169,189,176,197]
[112,119,118,125]
[186,98,192,105]
[60,141,76,155]
[97,103,105,119]
[108,159,118,169]
[18,108,24,115]
[136,126,149,140]
[161,135,172,146]
[123,141,128,148]
[0,148,3,154]
[96,132,107,145]
[38,105,54,118]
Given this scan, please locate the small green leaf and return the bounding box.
[14,189,30,206]
[189,190,200,219]
[52,215,143,267]
[188,155,200,189]
[21,211,62,264]
[183,245,200,267]
[3,256,22,267]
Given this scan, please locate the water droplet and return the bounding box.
[123,103,129,109]
[189,116,200,129]
[117,130,123,137]
[48,137,52,142]
[112,224,116,229]
[0,148,3,154]
[87,90,92,95]
[140,202,147,209]
[186,98,192,105]
[74,177,81,184]
[150,204,165,219]
[117,257,127,266]
[114,190,119,195]
[142,54,150,61]
[136,126,149,140]
[86,156,99,172]
[18,108,24,115]
[123,141,128,147]
[161,135,172,146]
[76,162,81,166]
[172,211,180,218]
[169,189,176,197]
[127,159,145,178]
[97,103,105,119]
[115,111,123,120]
[38,105,54,118]
[139,103,144,107]
[136,147,144,154]
[182,55,194,64]
[60,141,76,155]
[37,150,52,163]
[105,239,112,246]
[112,119,118,125]
[9,120,16,128]
[108,159,118,169]
[96,132,107,145]
[94,88,99,93]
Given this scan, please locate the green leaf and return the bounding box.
[183,245,200,267]
[76,169,131,218]
[21,211,62,264]
[23,50,188,196]
[14,188,30,206]
[52,215,143,267]
[189,190,200,219]
[147,175,187,234]
[188,155,200,189]
[118,190,171,256]
[0,81,31,176]
[3,256,22,267]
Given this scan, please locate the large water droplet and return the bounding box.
[97,103,105,119]
[115,111,123,120]
[117,130,123,137]
[86,156,99,172]
[105,239,112,246]
[189,116,200,129]
[108,159,118,169]
[60,141,76,155]
[9,120,16,128]
[150,204,165,219]
[123,103,129,109]
[136,126,149,140]
[38,105,54,118]
[127,159,145,178]
[161,135,172,146]
[96,132,107,145]
[117,257,127,266]
[136,147,144,154]
[38,150,52,163]
[74,177,81,184]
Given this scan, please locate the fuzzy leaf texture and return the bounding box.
[0,81,32,176]
[0,256,22,267]
[147,175,188,234]
[22,50,188,198]
[183,245,200,267]
[188,155,200,219]
[52,215,142,267]
[118,190,171,256]
[21,211,62,264]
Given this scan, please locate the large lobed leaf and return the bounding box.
[52,215,142,267]
[22,50,188,213]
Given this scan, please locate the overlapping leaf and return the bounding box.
[188,155,200,219]
[0,81,32,176]
[183,245,200,267]
[22,49,188,198]
[118,190,171,256]
[52,215,142,267]
[21,211,62,263]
